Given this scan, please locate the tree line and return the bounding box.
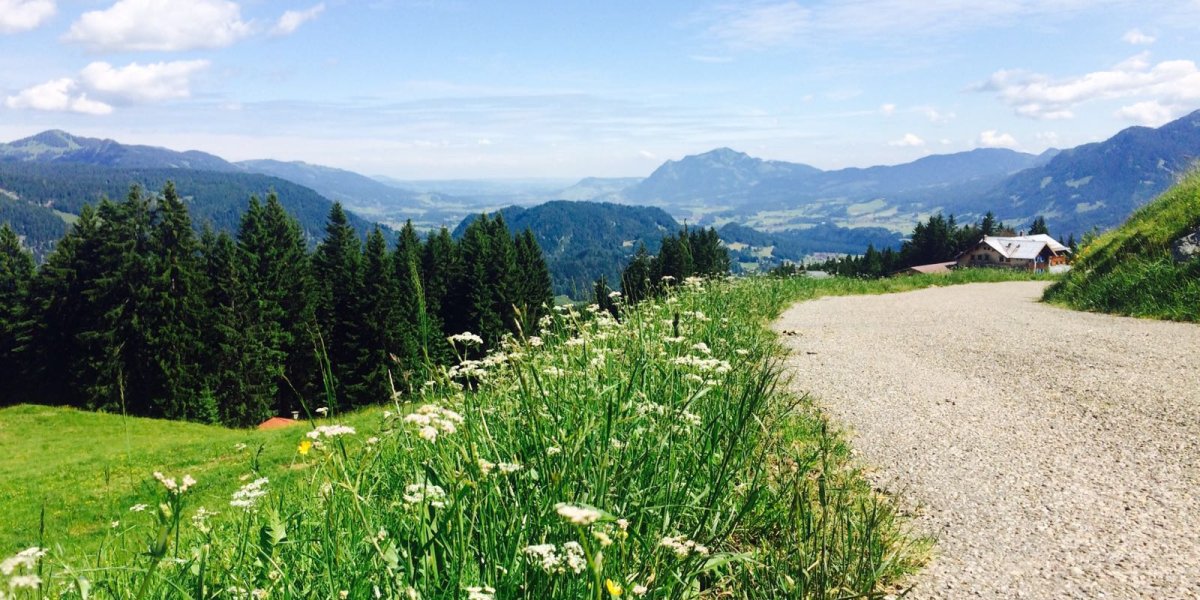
[811,212,1076,278]
[603,226,730,309]
[0,183,553,427]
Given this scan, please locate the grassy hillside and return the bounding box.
[0,270,1047,598]
[1044,170,1200,320]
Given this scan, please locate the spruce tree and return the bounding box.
[311,203,363,409]
[0,224,34,406]
[620,243,654,304]
[352,227,396,406]
[456,215,501,350]
[484,214,520,339]
[1029,216,1050,236]
[514,228,553,333]
[419,227,457,365]
[392,220,424,386]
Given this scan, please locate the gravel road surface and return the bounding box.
[774,281,1200,599]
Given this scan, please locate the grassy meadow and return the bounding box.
[1,269,1047,599]
[1045,169,1200,321]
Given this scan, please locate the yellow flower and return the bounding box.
[298,440,312,455]
[605,579,623,597]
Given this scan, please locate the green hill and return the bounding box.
[1044,170,1200,320]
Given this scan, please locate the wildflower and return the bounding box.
[497,462,523,474]
[691,342,711,354]
[660,275,675,283]
[610,438,626,450]
[616,518,629,531]
[660,534,710,558]
[0,547,45,576]
[339,591,349,599]
[192,507,219,533]
[546,446,561,456]
[735,348,750,356]
[562,542,586,574]
[298,440,312,455]
[8,574,40,590]
[477,459,496,476]
[632,584,649,596]
[564,337,585,347]
[366,436,380,445]
[528,336,543,347]
[129,503,149,512]
[448,331,484,346]
[594,530,613,547]
[522,544,561,573]
[110,520,120,529]
[606,579,624,597]
[403,483,448,508]
[419,425,439,442]
[306,424,356,439]
[607,290,622,299]
[684,276,704,287]
[404,405,464,443]
[153,471,195,494]
[555,503,603,526]
[465,585,495,600]
[543,366,565,377]
[315,406,329,416]
[233,442,248,451]
[230,477,269,510]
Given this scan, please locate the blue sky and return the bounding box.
[1,1,1199,179]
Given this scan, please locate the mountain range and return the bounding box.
[2,109,1199,271]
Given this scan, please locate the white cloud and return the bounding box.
[977,130,1018,148]
[880,103,896,116]
[638,150,658,160]
[975,54,1200,120]
[1035,131,1060,145]
[65,0,253,51]
[5,78,113,115]
[271,3,324,36]
[920,106,955,123]
[7,60,208,115]
[0,0,55,33]
[888,133,925,147]
[1122,28,1155,45]
[80,60,210,103]
[707,2,811,50]
[1115,100,1177,126]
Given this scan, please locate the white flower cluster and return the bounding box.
[1,547,45,593]
[636,402,702,429]
[403,404,464,443]
[555,503,603,526]
[465,585,495,600]
[403,483,448,508]
[521,541,587,575]
[477,460,523,476]
[684,276,705,288]
[682,310,711,322]
[671,355,731,374]
[659,534,710,558]
[448,331,484,346]
[154,471,196,495]
[230,477,270,510]
[306,425,356,439]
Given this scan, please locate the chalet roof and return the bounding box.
[257,416,300,430]
[977,235,1070,260]
[907,261,956,274]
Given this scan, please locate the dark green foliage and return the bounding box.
[816,212,1019,277]
[513,228,554,333]
[1028,215,1050,235]
[593,275,619,320]
[0,224,34,405]
[5,187,558,425]
[620,226,730,304]
[312,203,364,408]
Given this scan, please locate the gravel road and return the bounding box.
[773,281,1200,599]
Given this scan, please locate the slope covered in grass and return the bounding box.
[1044,170,1200,320]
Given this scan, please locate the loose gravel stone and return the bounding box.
[774,281,1200,600]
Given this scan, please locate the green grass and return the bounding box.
[1045,169,1200,320]
[0,269,1046,599]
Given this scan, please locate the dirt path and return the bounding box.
[774,281,1200,599]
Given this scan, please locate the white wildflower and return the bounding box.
[562,541,587,574]
[404,405,463,443]
[110,520,120,529]
[306,424,356,439]
[465,585,495,600]
[403,483,448,508]
[129,503,149,512]
[0,548,44,576]
[498,462,523,474]
[632,584,649,596]
[691,342,711,354]
[478,459,496,476]
[607,290,622,299]
[230,477,269,510]
[543,366,564,377]
[419,426,439,443]
[555,503,603,526]
[546,446,561,456]
[660,534,710,558]
[528,336,543,347]
[315,406,329,416]
[522,544,562,573]
[593,530,613,547]
[617,518,629,531]
[735,348,750,356]
[448,332,484,346]
[153,471,195,494]
[233,443,248,451]
[8,574,40,590]
[564,337,585,347]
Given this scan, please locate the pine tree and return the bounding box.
[143,182,213,421]
[981,211,998,236]
[311,203,363,409]
[485,214,520,339]
[200,227,277,426]
[351,227,396,406]
[513,228,553,336]
[0,224,35,406]
[420,227,457,365]
[620,243,654,304]
[593,275,618,320]
[1029,216,1050,236]
[456,215,501,350]
[392,221,424,386]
